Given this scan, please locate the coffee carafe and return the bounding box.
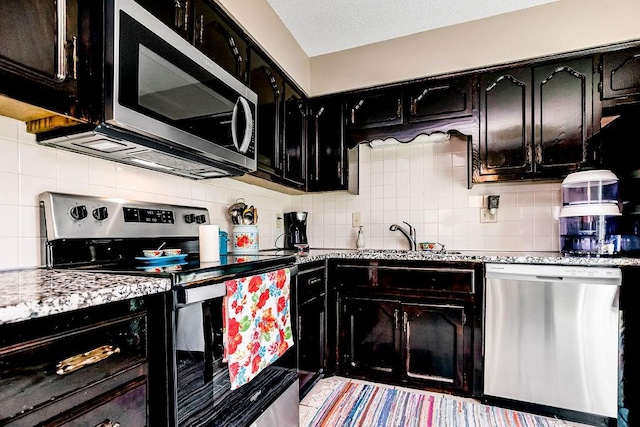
[284,212,308,249]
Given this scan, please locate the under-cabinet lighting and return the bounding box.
[129,158,173,170]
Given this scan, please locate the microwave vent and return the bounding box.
[128,150,211,171]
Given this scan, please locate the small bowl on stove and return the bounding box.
[162,248,182,256]
[142,249,163,258]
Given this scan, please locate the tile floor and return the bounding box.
[299,377,596,427]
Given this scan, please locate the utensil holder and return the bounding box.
[233,225,259,253]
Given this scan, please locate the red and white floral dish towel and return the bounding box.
[223,268,293,390]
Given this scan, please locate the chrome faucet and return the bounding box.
[389,221,417,251]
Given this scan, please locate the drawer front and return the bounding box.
[297,266,326,303]
[44,378,147,427]
[0,312,147,424]
[334,264,475,294]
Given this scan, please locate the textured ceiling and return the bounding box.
[266,0,559,57]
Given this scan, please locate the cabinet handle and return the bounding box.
[308,277,322,286]
[394,309,399,329]
[71,36,77,80]
[397,99,402,118]
[174,1,189,32]
[403,311,408,333]
[410,98,417,115]
[198,15,204,44]
[56,345,120,375]
[95,420,120,427]
[298,315,303,341]
[55,0,67,81]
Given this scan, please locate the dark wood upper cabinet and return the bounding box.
[0,0,79,117]
[406,77,473,123]
[308,97,347,192]
[282,83,307,187]
[474,57,592,183]
[193,0,248,83]
[534,58,592,170]
[601,46,640,101]
[479,67,533,176]
[134,0,191,40]
[249,51,284,176]
[345,88,403,129]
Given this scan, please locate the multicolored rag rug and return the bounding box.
[302,378,569,427]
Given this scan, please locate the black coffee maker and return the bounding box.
[284,212,308,249]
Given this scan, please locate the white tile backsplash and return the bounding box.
[290,136,561,252]
[0,117,294,268]
[0,115,564,266]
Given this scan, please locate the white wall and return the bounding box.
[0,116,293,269]
[290,136,561,252]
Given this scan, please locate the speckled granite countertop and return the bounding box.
[2,249,639,326]
[293,248,640,267]
[0,268,171,325]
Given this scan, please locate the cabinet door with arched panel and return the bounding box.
[193,0,248,83]
[406,77,473,123]
[478,67,533,179]
[601,46,640,102]
[534,58,592,171]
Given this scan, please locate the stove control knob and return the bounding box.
[195,214,207,224]
[92,206,109,221]
[69,205,88,221]
[184,214,196,224]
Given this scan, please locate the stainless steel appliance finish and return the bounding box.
[484,263,621,418]
[40,191,209,241]
[37,0,257,179]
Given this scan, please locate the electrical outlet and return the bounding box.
[352,212,362,227]
[480,208,497,223]
[275,214,283,229]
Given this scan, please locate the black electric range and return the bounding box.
[39,191,300,427]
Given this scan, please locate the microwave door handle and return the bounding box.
[231,97,253,154]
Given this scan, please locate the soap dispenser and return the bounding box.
[356,226,365,250]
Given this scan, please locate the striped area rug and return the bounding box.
[301,378,570,427]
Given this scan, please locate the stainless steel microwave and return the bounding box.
[37,0,257,179]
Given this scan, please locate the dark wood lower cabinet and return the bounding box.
[294,263,328,396]
[0,295,168,426]
[340,297,470,393]
[402,302,468,389]
[332,260,483,397]
[340,298,400,379]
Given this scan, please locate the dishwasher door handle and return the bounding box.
[535,276,564,281]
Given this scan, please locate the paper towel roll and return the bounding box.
[199,225,220,262]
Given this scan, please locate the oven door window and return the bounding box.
[117,11,254,158]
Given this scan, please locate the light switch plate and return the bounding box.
[352,212,362,227]
[480,208,497,223]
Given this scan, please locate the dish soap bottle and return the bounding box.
[356,226,365,250]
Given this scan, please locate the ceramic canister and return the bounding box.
[232,225,259,253]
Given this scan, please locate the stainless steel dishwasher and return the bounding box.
[484,263,621,419]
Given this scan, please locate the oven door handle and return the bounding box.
[176,264,298,305]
